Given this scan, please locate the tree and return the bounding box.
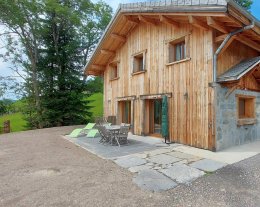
[38,0,93,127]
[0,0,43,127]
[234,0,253,10]
[0,0,112,128]
[85,77,103,94]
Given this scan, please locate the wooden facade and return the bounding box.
[85,1,260,151]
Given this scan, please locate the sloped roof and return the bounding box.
[84,0,260,76]
[217,56,260,82]
[120,0,227,11]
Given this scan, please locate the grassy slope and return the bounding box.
[0,112,27,132]
[87,93,103,118]
[0,93,103,132]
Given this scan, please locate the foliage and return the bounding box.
[85,77,103,94]
[0,0,112,129]
[0,99,15,115]
[0,101,7,115]
[234,0,253,10]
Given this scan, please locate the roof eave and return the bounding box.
[227,0,260,27]
[84,5,122,76]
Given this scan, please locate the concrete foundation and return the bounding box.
[216,85,260,151]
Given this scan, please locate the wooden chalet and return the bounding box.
[84,0,260,151]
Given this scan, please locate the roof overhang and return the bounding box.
[217,56,260,83]
[84,0,260,76]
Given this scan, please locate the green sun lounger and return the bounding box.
[69,123,96,138]
[86,129,99,138]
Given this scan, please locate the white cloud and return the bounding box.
[0,62,12,76]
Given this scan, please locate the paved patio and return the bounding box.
[64,133,245,192]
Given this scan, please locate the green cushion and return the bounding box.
[83,123,96,130]
[86,129,99,138]
[69,129,83,138]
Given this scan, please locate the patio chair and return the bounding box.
[68,123,96,138]
[120,123,131,128]
[98,125,113,144]
[115,126,130,146]
[95,117,109,125]
[107,116,116,125]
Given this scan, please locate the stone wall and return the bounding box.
[216,85,260,151]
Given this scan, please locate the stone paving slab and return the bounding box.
[128,164,151,173]
[133,169,178,192]
[148,148,173,156]
[167,151,198,160]
[148,154,181,165]
[160,163,205,184]
[189,159,227,172]
[114,156,147,168]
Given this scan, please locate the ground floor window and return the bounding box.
[237,96,255,119]
[237,95,256,125]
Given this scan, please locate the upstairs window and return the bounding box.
[109,61,119,80]
[168,35,190,64]
[132,50,146,73]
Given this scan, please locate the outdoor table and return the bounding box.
[106,125,121,146]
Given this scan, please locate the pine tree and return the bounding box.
[235,0,253,10]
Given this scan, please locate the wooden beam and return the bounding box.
[215,34,228,43]
[235,35,260,52]
[207,16,229,34]
[138,15,157,25]
[225,85,239,99]
[188,16,208,30]
[220,36,235,54]
[91,64,106,71]
[111,33,126,42]
[159,15,179,27]
[87,70,103,76]
[124,16,139,25]
[100,49,115,56]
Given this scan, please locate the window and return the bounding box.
[109,61,119,80]
[237,95,256,125]
[133,51,146,73]
[168,35,189,64]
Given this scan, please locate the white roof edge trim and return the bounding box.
[236,59,260,80]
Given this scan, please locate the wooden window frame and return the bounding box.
[109,61,120,81]
[236,95,256,126]
[132,50,147,75]
[166,34,190,65]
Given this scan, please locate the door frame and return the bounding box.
[117,96,136,134]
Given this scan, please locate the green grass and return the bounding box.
[87,92,103,119]
[0,112,28,133]
[0,93,103,133]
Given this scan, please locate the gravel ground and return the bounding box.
[0,127,259,207]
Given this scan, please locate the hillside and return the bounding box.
[0,113,27,133]
[87,93,103,119]
[0,93,103,133]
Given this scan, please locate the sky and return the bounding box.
[0,0,260,98]
[251,1,260,19]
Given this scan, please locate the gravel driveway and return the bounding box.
[0,127,259,207]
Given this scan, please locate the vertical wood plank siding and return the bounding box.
[103,22,214,150]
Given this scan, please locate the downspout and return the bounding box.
[212,22,255,85]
